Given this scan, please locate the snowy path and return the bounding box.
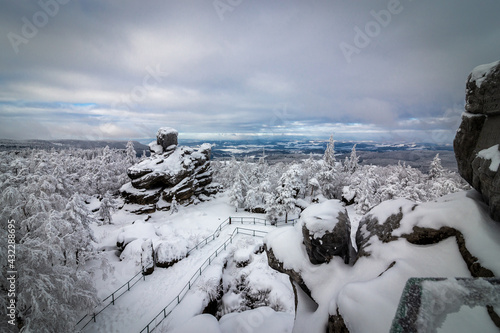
[80,221,287,333]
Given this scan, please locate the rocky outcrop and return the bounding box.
[301,200,355,265]
[454,60,500,222]
[121,128,218,212]
[264,244,313,300]
[355,199,495,278]
[265,193,500,333]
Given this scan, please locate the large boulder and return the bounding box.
[454,60,500,222]
[301,200,355,265]
[121,128,217,213]
[149,127,178,154]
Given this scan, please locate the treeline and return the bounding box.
[213,137,469,221]
[0,143,137,332]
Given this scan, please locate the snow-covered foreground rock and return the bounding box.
[265,190,500,332]
[83,189,500,333]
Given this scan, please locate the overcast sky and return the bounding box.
[1,0,499,143]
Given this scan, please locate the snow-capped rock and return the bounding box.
[265,190,500,332]
[301,200,355,265]
[121,128,217,212]
[454,59,500,222]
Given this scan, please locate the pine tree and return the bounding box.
[429,153,445,179]
[126,141,137,165]
[98,192,115,225]
[170,195,179,214]
[344,144,359,173]
[323,134,336,169]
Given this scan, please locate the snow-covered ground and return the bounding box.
[82,190,500,333]
[81,192,297,333]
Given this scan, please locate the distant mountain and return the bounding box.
[0,138,457,171]
[0,139,150,156]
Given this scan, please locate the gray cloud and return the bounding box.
[1,0,499,142]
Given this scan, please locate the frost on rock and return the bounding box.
[121,127,218,213]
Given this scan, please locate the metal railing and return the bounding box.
[139,226,272,333]
[76,216,296,331]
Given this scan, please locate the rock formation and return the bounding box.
[265,193,500,332]
[120,127,218,213]
[301,200,355,265]
[454,60,500,222]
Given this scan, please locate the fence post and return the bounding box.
[128,281,130,291]
[112,293,115,305]
[229,217,231,225]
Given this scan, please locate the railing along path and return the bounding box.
[76,216,295,332]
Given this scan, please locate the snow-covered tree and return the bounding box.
[98,192,116,225]
[428,153,445,179]
[126,140,137,165]
[170,195,179,214]
[344,144,359,173]
[229,171,247,212]
[323,134,336,169]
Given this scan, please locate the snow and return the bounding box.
[219,307,294,333]
[155,238,189,264]
[477,144,500,172]
[470,60,500,88]
[438,306,500,333]
[233,247,253,265]
[392,191,500,276]
[418,278,500,333]
[84,187,500,333]
[300,200,346,238]
[364,197,415,226]
[342,186,355,201]
[149,141,163,154]
[265,190,500,332]
[169,314,222,333]
[157,127,178,137]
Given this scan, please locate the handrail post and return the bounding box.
[112,293,115,305]
[229,217,231,224]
